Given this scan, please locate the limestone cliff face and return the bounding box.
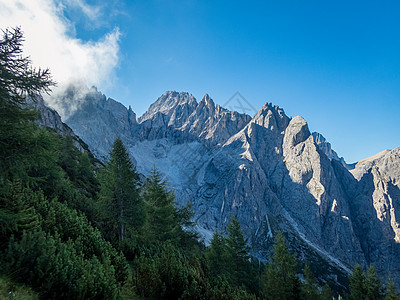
[350,148,400,246]
[26,94,95,154]
[312,132,355,170]
[338,148,400,283]
[280,117,364,265]
[27,95,75,137]
[48,85,137,159]
[49,87,400,286]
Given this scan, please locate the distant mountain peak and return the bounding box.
[311,132,354,170]
[138,91,197,124]
[251,102,290,132]
[200,93,215,108]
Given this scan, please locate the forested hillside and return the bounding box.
[1,27,398,299]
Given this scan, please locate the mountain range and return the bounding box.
[39,85,400,289]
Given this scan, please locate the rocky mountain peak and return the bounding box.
[312,131,327,145]
[47,83,106,121]
[283,116,311,148]
[178,93,251,146]
[251,102,290,132]
[138,91,197,124]
[199,93,216,112]
[312,132,353,170]
[350,148,400,181]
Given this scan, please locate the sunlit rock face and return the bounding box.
[48,87,400,286]
[343,148,400,280]
[312,132,355,170]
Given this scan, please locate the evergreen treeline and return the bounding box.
[1,27,399,299]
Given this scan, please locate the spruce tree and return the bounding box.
[349,264,367,300]
[384,276,399,300]
[99,137,144,243]
[206,231,229,278]
[143,167,178,243]
[262,231,300,300]
[226,216,251,288]
[301,263,320,300]
[0,27,55,180]
[366,265,384,299]
[0,26,56,242]
[0,27,54,177]
[0,27,54,105]
[320,284,334,300]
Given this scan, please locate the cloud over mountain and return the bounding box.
[0,0,120,91]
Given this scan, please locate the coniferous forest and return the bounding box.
[1,28,399,299]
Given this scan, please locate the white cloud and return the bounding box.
[64,0,103,22]
[0,0,120,94]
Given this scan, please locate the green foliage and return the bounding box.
[205,217,261,295]
[348,264,387,300]
[206,276,257,300]
[225,216,252,289]
[262,231,300,300]
[206,231,230,278]
[141,166,200,251]
[0,27,55,179]
[0,114,61,186]
[33,195,128,283]
[366,265,384,299]
[301,263,320,300]
[348,264,367,300]
[175,201,200,249]
[98,137,145,245]
[384,276,399,300]
[58,135,98,198]
[4,230,119,299]
[0,27,54,104]
[0,276,39,300]
[132,239,257,300]
[132,242,207,300]
[0,30,128,295]
[143,167,179,243]
[320,284,334,300]
[0,180,40,245]
[0,182,128,299]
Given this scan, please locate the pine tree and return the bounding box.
[301,263,320,300]
[0,180,40,245]
[384,276,399,300]
[0,26,56,243]
[262,231,300,300]
[0,27,54,105]
[143,167,178,243]
[225,216,251,288]
[320,284,334,300]
[175,201,199,249]
[349,264,367,300]
[0,27,54,178]
[206,231,229,278]
[366,265,384,299]
[99,137,144,243]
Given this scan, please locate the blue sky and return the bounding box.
[1,1,399,163]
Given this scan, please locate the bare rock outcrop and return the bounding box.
[312,132,355,170]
